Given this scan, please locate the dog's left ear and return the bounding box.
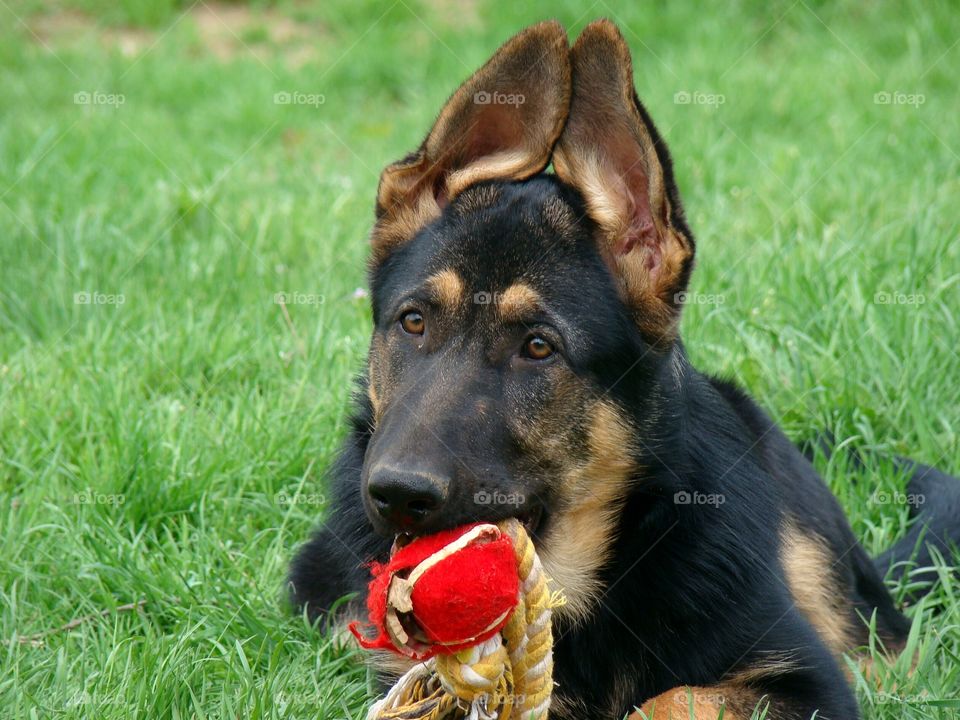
[370,21,571,264]
[554,20,695,344]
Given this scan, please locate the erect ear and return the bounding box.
[553,19,695,344]
[370,21,570,263]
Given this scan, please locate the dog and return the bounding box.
[288,20,960,719]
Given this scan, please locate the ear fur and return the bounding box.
[371,21,571,264]
[554,19,695,343]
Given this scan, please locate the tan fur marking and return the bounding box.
[727,652,801,685]
[367,334,389,425]
[367,381,380,423]
[496,282,542,322]
[445,149,534,199]
[781,520,854,658]
[631,685,757,720]
[539,400,635,622]
[426,269,465,312]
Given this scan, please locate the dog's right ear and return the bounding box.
[553,20,695,345]
[370,21,570,264]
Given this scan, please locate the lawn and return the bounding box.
[0,0,958,718]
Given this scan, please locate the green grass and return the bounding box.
[1,0,958,718]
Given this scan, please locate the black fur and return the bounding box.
[876,459,960,599]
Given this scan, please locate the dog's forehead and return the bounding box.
[450,181,581,236]
[427,178,588,292]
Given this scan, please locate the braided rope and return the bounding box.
[366,519,560,720]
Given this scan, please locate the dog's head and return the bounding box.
[360,20,695,619]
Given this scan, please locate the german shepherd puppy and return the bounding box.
[289,20,960,720]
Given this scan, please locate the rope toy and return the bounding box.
[349,519,562,720]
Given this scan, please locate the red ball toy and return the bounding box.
[349,523,520,660]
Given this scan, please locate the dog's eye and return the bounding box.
[522,335,554,360]
[399,310,425,336]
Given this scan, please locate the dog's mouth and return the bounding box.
[391,505,545,553]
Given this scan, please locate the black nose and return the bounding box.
[366,469,446,531]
